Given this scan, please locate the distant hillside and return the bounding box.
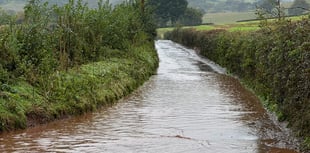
[188,0,297,13]
[0,0,124,11]
[188,0,257,13]
[1,0,307,15]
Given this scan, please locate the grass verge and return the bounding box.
[0,42,158,131]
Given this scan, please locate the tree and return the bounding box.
[258,0,278,13]
[147,0,188,27]
[288,0,310,16]
[257,0,284,19]
[179,7,203,26]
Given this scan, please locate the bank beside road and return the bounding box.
[164,19,310,151]
[0,42,158,132]
[0,1,158,132]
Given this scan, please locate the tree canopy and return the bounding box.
[179,7,203,26]
[257,0,278,13]
[147,0,188,27]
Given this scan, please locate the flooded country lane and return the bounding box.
[0,40,299,153]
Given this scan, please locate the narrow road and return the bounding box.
[0,40,298,153]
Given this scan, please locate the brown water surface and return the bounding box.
[0,40,299,153]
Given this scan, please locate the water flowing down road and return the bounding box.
[0,40,299,153]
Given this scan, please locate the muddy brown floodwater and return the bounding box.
[0,40,300,153]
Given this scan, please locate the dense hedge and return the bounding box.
[0,0,158,131]
[165,19,310,149]
[0,42,158,131]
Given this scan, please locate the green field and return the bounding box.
[157,14,309,38]
[157,22,259,38]
[157,11,261,35]
[203,12,257,24]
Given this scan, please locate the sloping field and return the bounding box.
[158,14,308,38]
[157,21,259,38]
[0,2,25,11]
[203,12,257,24]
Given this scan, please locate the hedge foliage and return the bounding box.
[165,19,310,149]
[0,0,158,131]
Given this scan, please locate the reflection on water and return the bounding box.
[0,40,299,153]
